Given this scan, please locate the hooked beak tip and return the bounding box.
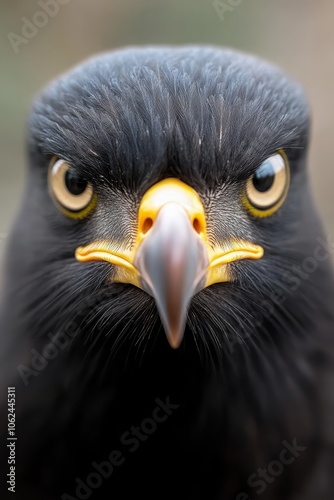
[164,326,185,349]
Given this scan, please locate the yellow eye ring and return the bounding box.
[48,158,97,219]
[242,150,290,218]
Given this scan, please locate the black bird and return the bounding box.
[1,46,334,500]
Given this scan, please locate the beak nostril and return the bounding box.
[193,218,202,234]
[142,217,153,234]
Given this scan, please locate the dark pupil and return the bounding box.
[252,162,275,192]
[65,169,87,195]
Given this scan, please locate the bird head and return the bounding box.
[7,46,319,358]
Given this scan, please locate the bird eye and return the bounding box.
[48,158,96,218]
[243,152,290,217]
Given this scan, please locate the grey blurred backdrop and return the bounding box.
[0,0,333,270]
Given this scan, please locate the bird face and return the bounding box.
[49,158,269,347]
[16,46,312,357]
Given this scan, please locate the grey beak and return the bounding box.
[134,203,208,348]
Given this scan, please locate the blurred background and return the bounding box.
[0,0,333,270]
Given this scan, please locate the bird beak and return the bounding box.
[75,179,263,348]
